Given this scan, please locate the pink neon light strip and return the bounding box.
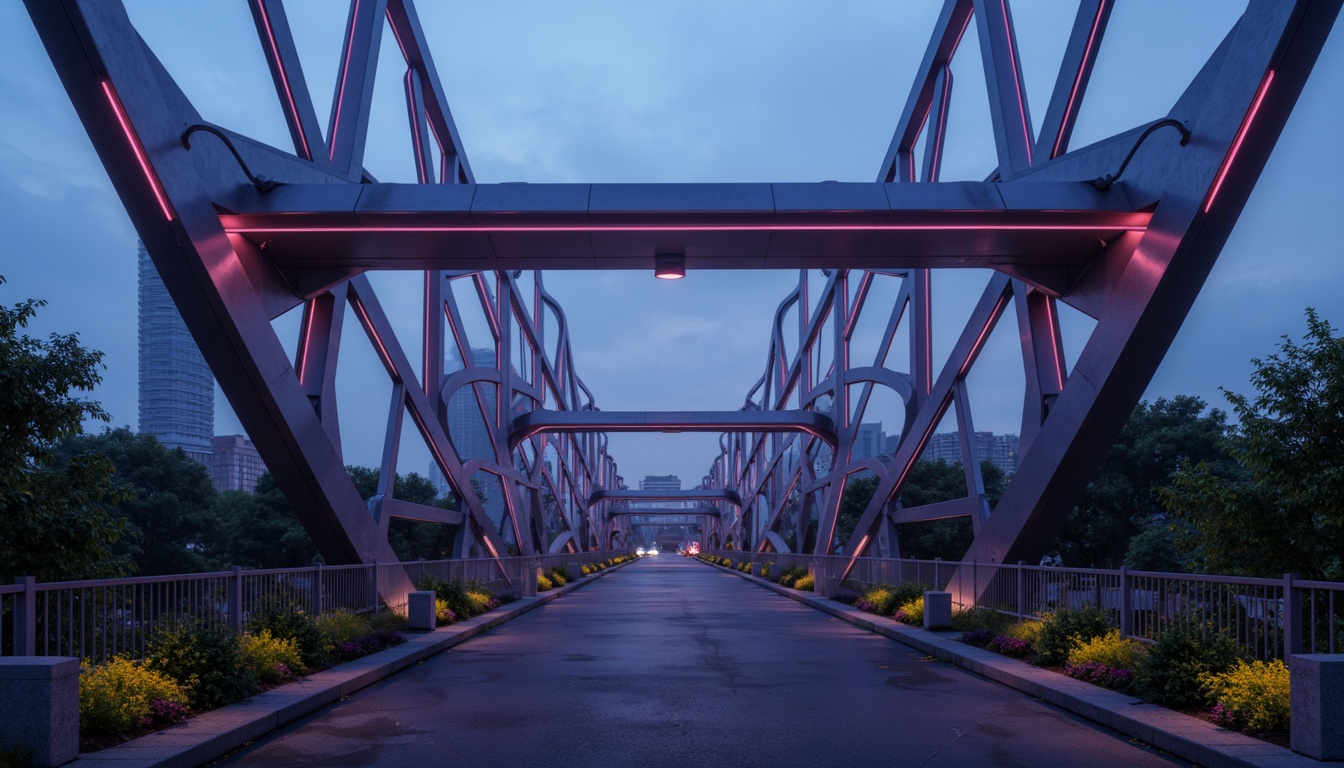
[349,295,395,372]
[1044,296,1064,389]
[958,295,1008,377]
[297,305,315,381]
[329,0,362,162]
[1204,70,1275,214]
[223,221,1148,235]
[1053,0,1107,160]
[256,0,312,161]
[999,0,1032,165]
[102,82,173,221]
[405,70,429,184]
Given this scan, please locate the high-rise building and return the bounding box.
[639,475,682,492]
[854,422,885,462]
[446,347,503,516]
[922,431,1020,476]
[209,435,266,493]
[137,241,213,465]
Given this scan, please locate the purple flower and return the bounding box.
[856,599,874,613]
[960,629,997,647]
[986,635,1031,657]
[1064,662,1134,690]
[147,698,189,726]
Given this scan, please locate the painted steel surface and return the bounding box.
[21,0,1341,608]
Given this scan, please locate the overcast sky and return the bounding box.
[2,2,1342,488]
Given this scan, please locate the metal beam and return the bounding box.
[589,489,743,507]
[221,181,1148,272]
[509,409,837,451]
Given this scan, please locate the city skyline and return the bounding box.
[3,2,1342,487]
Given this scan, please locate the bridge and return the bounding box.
[23,0,1339,613]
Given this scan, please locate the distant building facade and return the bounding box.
[445,347,503,516]
[923,431,1020,476]
[209,435,266,493]
[137,241,213,465]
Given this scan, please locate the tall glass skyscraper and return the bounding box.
[137,241,214,465]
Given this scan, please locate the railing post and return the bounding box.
[228,566,242,633]
[311,563,323,617]
[1284,573,1301,657]
[14,576,36,656]
[972,560,979,610]
[1015,562,1026,620]
[370,560,379,614]
[1119,567,1133,637]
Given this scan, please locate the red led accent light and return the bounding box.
[101,81,173,221]
[1204,70,1275,213]
[256,1,312,161]
[999,0,1033,165]
[222,221,1148,235]
[1054,0,1108,160]
[329,0,362,162]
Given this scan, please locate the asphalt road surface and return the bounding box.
[214,556,1187,768]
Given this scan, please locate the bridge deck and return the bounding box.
[218,557,1184,767]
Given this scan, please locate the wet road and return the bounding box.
[215,556,1185,767]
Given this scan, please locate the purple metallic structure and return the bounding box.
[23,0,1340,603]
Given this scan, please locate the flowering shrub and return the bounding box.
[79,656,188,736]
[1065,661,1135,690]
[239,629,306,685]
[549,567,568,586]
[316,610,374,657]
[760,565,771,579]
[987,635,1031,658]
[794,574,815,591]
[537,573,554,591]
[1032,606,1111,667]
[328,629,406,664]
[960,629,998,647]
[435,599,457,625]
[1004,620,1043,646]
[777,567,808,588]
[858,587,899,616]
[247,597,326,668]
[1067,629,1146,672]
[895,598,924,625]
[1200,659,1290,733]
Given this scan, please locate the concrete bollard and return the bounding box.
[1291,654,1344,760]
[567,562,582,582]
[809,564,834,598]
[923,591,953,629]
[407,591,436,631]
[748,563,760,578]
[0,657,79,768]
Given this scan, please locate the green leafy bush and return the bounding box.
[1004,619,1043,646]
[79,656,188,736]
[435,598,456,624]
[549,567,568,586]
[247,597,326,668]
[239,629,305,684]
[1138,621,1245,708]
[794,574,815,591]
[1066,628,1146,672]
[1202,659,1290,733]
[1032,606,1111,667]
[537,573,554,591]
[950,607,1013,633]
[315,610,374,658]
[146,620,253,710]
[367,610,409,631]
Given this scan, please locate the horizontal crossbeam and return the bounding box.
[589,489,743,507]
[222,181,1147,272]
[607,506,723,518]
[509,409,837,451]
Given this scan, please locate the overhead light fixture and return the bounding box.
[654,253,685,280]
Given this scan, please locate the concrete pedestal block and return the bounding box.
[1291,654,1344,760]
[748,563,760,578]
[407,591,436,631]
[809,564,834,598]
[567,562,582,581]
[923,591,953,629]
[0,657,79,767]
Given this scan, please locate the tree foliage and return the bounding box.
[0,279,128,580]
[1053,396,1231,568]
[54,428,219,575]
[1161,310,1344,579]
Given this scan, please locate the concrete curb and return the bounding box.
[697,557,1318,768]
[68,559,635,768]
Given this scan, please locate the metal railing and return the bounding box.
[703,550,1344,662]
[1,551,624,665]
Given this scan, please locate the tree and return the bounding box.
[1161,310,1344,579]
[0,279,129,581]
[833,459,1006,560]
[54,428,219,575]
[213,474,319,569]
[346,466,459,560]
[1053,396,1231,568]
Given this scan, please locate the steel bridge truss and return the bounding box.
[25,0,1340,600]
